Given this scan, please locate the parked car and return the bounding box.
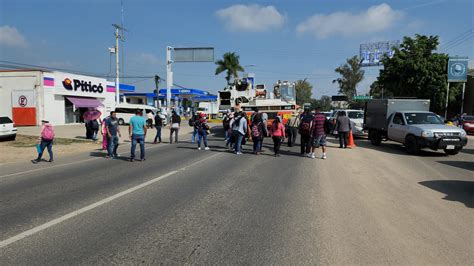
[328,109,365,136]
[0,116,17,141]
[462,115,474,134]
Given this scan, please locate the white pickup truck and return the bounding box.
[364,99,468,155]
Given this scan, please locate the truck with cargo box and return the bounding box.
[364,99,468,155]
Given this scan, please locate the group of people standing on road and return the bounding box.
[221,106,341,159]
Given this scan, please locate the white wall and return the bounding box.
[0,71,41,122]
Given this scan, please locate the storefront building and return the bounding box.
[0,69,123,126]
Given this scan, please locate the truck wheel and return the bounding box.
[405,135,420,155]
[369,130,381,146]
[444,148,460,155]
[118,118,125,125]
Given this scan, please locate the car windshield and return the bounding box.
[404,112,443,125]
[348,111,364,119]
[0,117,13,124]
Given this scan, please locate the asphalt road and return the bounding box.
[1,128,473,264]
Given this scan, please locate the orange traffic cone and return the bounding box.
[348,130,356,148]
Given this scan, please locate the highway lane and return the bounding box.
[1,129,473,264]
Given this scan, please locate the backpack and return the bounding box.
[41,125,55,140]
[251,122,262,138]
[299,118,311,135]
[223,117,230,129]
[188,117,195,127]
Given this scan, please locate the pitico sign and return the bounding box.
[62,78,104,93]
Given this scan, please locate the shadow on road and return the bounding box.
[350,138,448,157]
[461,148,474,155]
[437,161,474,172]
[419,180,474,208]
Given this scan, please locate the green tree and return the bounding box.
[376,34,461,114]
[333,56,365,99]
[295,79,313,106]
[311,95,332,111]
[215,52,245,84]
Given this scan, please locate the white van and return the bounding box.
[113,104,159,125]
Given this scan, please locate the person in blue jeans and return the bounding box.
[195,113,210,150]
[129,109,147,162]
[105,111,121,158]
[232,112,248,155]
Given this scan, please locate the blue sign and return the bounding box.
[448,56,468,82]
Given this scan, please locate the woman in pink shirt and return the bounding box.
[270,116,286,156]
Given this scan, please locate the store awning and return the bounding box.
[66,97,104,108]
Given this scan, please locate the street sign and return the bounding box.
[174,47,214,62]
[353,95,373,100]
[447,56,468,82]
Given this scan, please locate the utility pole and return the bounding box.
[112,24,126,104]
[166,46,174,122]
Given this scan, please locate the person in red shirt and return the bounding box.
[310,107,327,159]
[270,116,286,157]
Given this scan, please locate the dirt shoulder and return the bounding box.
[0,135,100,164]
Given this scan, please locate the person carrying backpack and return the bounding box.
[251,113,267,154]
[169,110,181,144]
[195,113,210,150]
[222,111,231,141]
[189,113,198,143]
[232,112,247,155]
[299,108,314,156]
[32,120,55,164]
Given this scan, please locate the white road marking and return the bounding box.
[0,152,220,248]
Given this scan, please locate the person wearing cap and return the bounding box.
[32,120,55,164]
[195,112,210,150]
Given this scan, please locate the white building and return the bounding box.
[0,69,118,126]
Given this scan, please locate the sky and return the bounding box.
[1,0,473,98]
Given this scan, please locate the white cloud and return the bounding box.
[0,25,27,47]
[216,4,286,32]
[296,3,403,39]
[136,53,161,65]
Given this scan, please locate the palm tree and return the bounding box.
[215,52,245,84]
[333,56,365,99]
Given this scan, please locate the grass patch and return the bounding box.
[8,135,92,148]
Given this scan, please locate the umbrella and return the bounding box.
[83,110,102,120]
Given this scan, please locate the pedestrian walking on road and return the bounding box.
[222,111,232,142]
[286,111,300,147]
[299,108,313,156]
[170,110,181,144]
[251,113,267,154]
[32,120,55,164]
[310,107,327,159]
[89,118,100,141]
[232,112,247,155]
[225,112,235,149]
[195,113,210,150]
[101,117,109,150]
[129,109,147,162]
[336,111,352,148]
[153,111,163,144]
[270,116,286,156]
[106,111,121,158]
[189,113,198,143]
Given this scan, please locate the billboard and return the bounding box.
[448,56,469,82]
[174,47,214,62]
[360,41,399,67]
